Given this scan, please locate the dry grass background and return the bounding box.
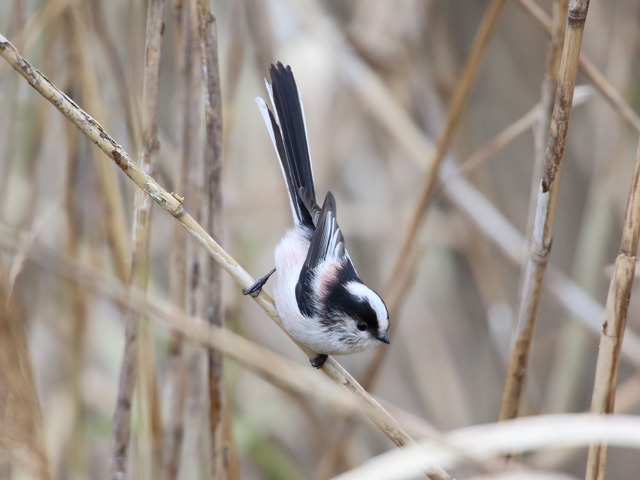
[1,0,640,479]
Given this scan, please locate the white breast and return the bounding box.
[273,228,335,353]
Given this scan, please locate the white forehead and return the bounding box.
[345,281,389,331]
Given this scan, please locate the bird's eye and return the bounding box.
[357,321,368,331]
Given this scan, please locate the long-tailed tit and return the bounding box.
[244,62,390,368]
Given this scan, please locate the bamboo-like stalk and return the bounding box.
[196,2,228,479]
[516,0,566,417]
[585,138,640,479]
[499,0,591,422]
[0,34,456,479]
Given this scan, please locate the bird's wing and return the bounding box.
[295,192,347,316]
[303,191,346,268]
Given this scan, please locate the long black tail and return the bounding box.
[257,62,316,229]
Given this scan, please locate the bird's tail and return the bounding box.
[257,62,316,229]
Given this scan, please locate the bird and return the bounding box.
[244,62,390,368]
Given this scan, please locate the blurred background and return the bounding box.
[1,0,640,479]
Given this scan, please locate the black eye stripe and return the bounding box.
[320,262,381,331]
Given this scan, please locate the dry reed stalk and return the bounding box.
[0,283,54,480]
[516,0,565,418]
[545,1,640,416]
[94,0,161,474]
[174,0,213,476]
[196,2,228,478]
[0,32,454,479]
[109,0,166,478]
[499,0,591,423]
[585,138,640,479]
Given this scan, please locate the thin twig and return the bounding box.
[585,137,640,479]
[0,33,452,477]
[499,0,591,423]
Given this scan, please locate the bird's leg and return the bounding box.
[310,354,328,369]
[242,267,276,297]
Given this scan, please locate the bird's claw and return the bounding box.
[310,354,328,369]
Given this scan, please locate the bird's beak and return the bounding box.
[377,332,390,344]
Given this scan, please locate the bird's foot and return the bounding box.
[310,354,328,369]
[242,267,276,298]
